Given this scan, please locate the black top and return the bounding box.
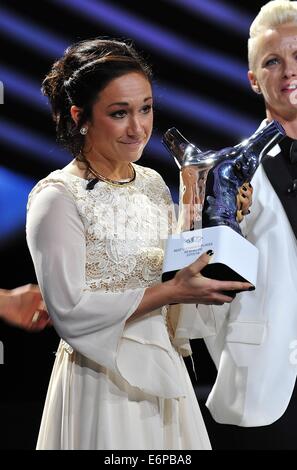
[262,136,297,239]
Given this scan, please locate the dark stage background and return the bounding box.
[0,0,296,450]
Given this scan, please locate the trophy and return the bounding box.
[162,120,285,288]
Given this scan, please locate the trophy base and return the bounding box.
[162,225,259,293]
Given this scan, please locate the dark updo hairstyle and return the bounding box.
[42,38,153,158]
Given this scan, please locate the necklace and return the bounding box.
[77,151,136,187]
[87,161,136,187]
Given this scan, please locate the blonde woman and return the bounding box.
[204,0,297,431]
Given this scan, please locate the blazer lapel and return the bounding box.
[262,137,297,240]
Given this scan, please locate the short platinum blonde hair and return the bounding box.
[248,0,297,71]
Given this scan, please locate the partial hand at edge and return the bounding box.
[0,284,51,331]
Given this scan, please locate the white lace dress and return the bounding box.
[26,164,211,450]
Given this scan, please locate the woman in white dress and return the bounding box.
[26,38,252,450]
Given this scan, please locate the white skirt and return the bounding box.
[37,341,211,450]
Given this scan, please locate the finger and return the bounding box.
[242,208,251,216]
[240,199,248,212]
[214,280,254,291]
[23,284,41,294]
[38,310,50,321]
[205,293,235,305]
[185,250,214,277]
[240,206,250,215]
[217,292,237,303]
[28,311,51,332]
[236,210,244,223]
[29,297,44,314]
[212,297,234,305]
[243,189,252,201]
[37,300,47,311]
[31,311,40,323]
[32,310,49,324]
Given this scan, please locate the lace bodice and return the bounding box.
[27,164,174,293]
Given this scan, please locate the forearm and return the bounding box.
[129,280,176,321]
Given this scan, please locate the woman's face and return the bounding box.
[248,23,297,120]
[84,71,153,164]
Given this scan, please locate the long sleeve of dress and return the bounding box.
[26,183,145,372]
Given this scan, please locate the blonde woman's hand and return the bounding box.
[236,182,253,223]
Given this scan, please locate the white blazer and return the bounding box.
[202,122,297,426]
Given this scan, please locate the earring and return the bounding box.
[256,88,262,95]
[80,126,88,135]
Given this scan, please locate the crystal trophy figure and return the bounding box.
[162,120,285,286]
